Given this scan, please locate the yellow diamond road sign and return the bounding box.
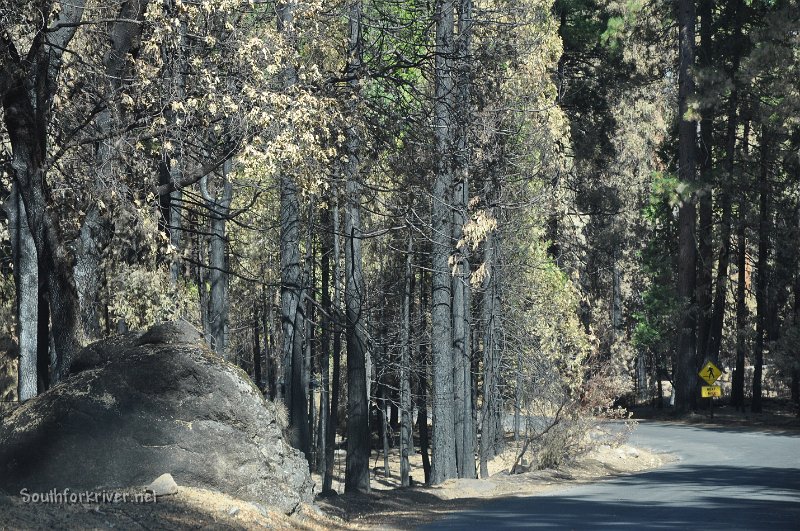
[702,385,721,398]
[699,361,722,385]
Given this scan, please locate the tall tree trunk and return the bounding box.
[696,0,714,366]
[277,0,310,457]
[431,0,458,485]
[195,219,211,342]
[417,269,432,485]
[2,6,87,382]
[706,106,736,363]
[380,384,391,477]
[675,0,698,412]
[707,0,743,365]
[280,168,309,454]
[3,186,37,401]
[452,0,475,479]
[793,196,800,409]
[74,206,108,340]
[36,272,51,393]
[324,197,343,493]
[732,201,748,409]
[752,130,771,414]
[304,211,316,469]
[253,304,262,389]
[318,205,332,481]
[263,284,276,399]
[2,0,153,379]
[400,234,413,487]
[792,216,800,408]
[201,163,233,359]
[480,217,501,478]
[343,0,370,493]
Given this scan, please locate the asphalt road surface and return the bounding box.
[422,421,800,530]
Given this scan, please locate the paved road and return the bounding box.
[422,421,800,529]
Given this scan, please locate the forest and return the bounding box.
[1,0,799,495]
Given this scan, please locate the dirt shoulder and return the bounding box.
[0,441,666,531]
[317,442,670,530]
[0,486,348,531]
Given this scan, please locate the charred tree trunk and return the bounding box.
[400,234,413,487]
[2,6,88,382]
[2,1,152,379]
[3,186,37,400]
[793,235,800,408]
[696,0,714,365]
[431,0,458,485]
[417,269,432,485]
[732,199,748,410]
[304,212,316,469]
[343,0,370,493]
[480,216,501,478]
[74,206,108,340]
[674,0,698,412]
[324,197,343,493]
[253,304,262,389]
[707,0,743,364]
[752,130,772,414]
[201,163,233,359]
[318,205,332,481]
[277,0,310,457]
[452,0,475,479]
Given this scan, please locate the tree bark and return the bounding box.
[276,0,310,457]
[1,2,88,382]
[253,304,262,389]
[707,0,744,365]
[318,205,332,481]
[732,203,748,409]
[696,0,714,366]
[304,210,316,469]
[3,186,38,401]
[431,0,458,485]
[201,163,233,359]
[752,130,771,414]
[324,196,343,492]
[417,269,432,485]
[674,0,698,412]
[451,0,475,479]
[400,234,413,487]
[74,205,110,340]
[793,195,800,409]
[343,0,370,493]
[280,168,310,455]
[480,217,501,478]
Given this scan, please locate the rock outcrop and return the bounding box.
[0,321,313,514]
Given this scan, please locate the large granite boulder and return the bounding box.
[0,321,313,514]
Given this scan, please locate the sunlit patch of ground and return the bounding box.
[0,486,350,530]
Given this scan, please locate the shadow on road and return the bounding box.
[424,464,800,530]
[635,419,800,438]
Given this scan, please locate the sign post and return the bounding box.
[699,361,722,419]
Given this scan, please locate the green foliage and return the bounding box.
[601,1,645,49]
[633,171,679,370]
